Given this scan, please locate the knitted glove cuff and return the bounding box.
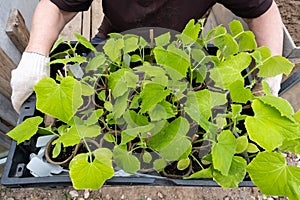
[20,52,50,75]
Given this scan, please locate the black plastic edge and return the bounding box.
[279,69,300,96]
[17,94,37,124]
[1,94,37,186]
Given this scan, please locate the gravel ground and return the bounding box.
[0,185,289,200]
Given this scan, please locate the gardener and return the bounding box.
[11,0,284,113]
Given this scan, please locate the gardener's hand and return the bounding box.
[252,74,282,97]
[11,52,50,113]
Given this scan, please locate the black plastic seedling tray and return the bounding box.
[1,41,254,188]
[1,94,254,188]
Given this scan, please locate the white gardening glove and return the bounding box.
[264,74,282,97]
[11,52,50,113]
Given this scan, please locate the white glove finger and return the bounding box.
[10,52,50,113]
[265,74,282,97]
[11,89,33,113]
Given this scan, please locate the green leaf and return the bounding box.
[236,135,249,154]
[97,90,106,101]
[231,104,242,117]
[255,46,272,60]
[104,101,113,112]
[210,66,243,90]
[155,32,171,47]
[7,116,43,144]
[123,52,131,67]
[237,31,257,52]
[245,99,300,151]
[50,37,64,53]
[103,38,124,64]
[139,36,148,48]
[213,156,247,188]
[211,90,228,107]
[123,110,149,128]
[222,52,252,72]
[186,89,227,120]
[148,117,192,161]
[51,139,62,158]
[247,151,300,199]
[185,166,213,179]
[38,126,56,136]
[113,146,140,174]
[34,77,83,123]
[258,95,295,121]
[140,83,170,113]
[149,101,176,121]
[84,109,103,126]
[194,67,207,84]
[153,158,167,172]
[49,56,86,66]
[160,137,192,161]
[121,123,155,144]
[280,139,300,154]
[258,56,294,78]
[294,110,300,124]
[153,45,190,78]
[85,53,106,72]
[142,151,152,163]
[215,115,227,130]
[191,48,207,63]
[93,148,113,159]
[184,96,217,134]
[212,130,237,176]
[191,49,208,83]
[177,158,190,171]
[211,25,226,39]
[81,82,94,96]
[247,143,260,153]
[124,36,139,53]
[135,65,168,86]
[148,117,185,149]
[108,68,138,98]
[131,54,142,62]
[57,124,69,135]
[229,80,253,103]
[202,153,213,165]
[74,33,96,52]
[108,33,123,39]
[168,80,188,101]
[229,20,244,37]
[261,80,272,96]
[113,91,129,119]
[103,133,115,143]
[251,50,263,64]
[147,120,168,137]
[210,53,252,90]
[69,152,114,190]
[214,33,239,59]
[60,124,100,147]
[181,19,201,45]
[229,20,257,51]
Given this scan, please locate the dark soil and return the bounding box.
[48,144,75,163]
[276,0,300,46]
[276,0,300,82]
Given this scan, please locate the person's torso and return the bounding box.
[100,0,216,37]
